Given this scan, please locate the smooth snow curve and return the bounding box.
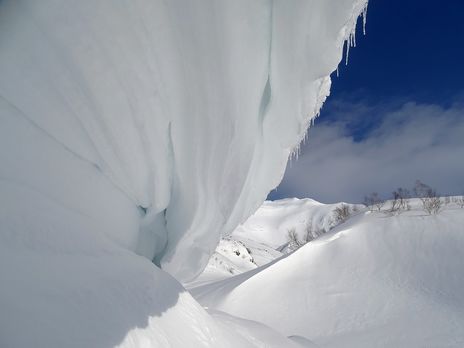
[0,0,368,283]
[192,199,464,347]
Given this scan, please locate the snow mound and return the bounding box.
[0,184,301,348]
[191,200,464,347]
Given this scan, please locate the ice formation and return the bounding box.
[0,0,367,282]
[0,1,367,345]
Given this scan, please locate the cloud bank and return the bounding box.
[271,98,464,203]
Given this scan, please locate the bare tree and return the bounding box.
[304,219,326,242]
[364,192,385,211]
[286,217,328,252]
[389,193,400,213]
[457,196,464,208]
[287,228,304,250]
[334,204,351,223]
[398,187,411,210]
[452,194,464,208]
[303,223,313,244]
[414,180,442,215]
[414,180,432,204]
[423,193,442,215]
[390,187,411,213]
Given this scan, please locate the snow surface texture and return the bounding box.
[0,0,367,282]
[188,198,362,287]
[0,191,301,348]
[192,198,464,347]
[0,1,368,347]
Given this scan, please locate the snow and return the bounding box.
[0,180,303,348]
[188,198,361,286]
[191,199,464,347]
[233,198,363,249]
[0,0,368,282]
[0,1,369,347]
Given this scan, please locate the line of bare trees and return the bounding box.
[364,180,464,215]
[287,221,325,251]
[287,204,356,251]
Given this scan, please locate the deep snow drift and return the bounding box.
[0,0,369,347]
[191,198,464,347]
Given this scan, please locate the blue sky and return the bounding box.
[270,0,464,203]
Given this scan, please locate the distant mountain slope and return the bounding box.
[190,198,464,347]
[187,198,360,286]
[234,198,363,248]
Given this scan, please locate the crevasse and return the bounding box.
[0,0,368,282]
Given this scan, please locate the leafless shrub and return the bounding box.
[414,180,432,204]
[390,187,411,213]
[303,223,313,244]
[287,220,325,252]
[287,228,304,250]
[444,196,451,205]
[303,220,326,242]
[457,196,464,208]
[364,192,385,211]
[398,187,411,210]
[452,195,464,208]
[423,195,442,215]
[334,204,351,223]
[414,180,442,215]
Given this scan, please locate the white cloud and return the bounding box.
[272,100,464,203]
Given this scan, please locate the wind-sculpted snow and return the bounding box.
[0,1,370,346]
[0,0,367,283]
[191,200,464,347]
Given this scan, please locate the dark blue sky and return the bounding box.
[334,0,464,105]
[270,0,464,203]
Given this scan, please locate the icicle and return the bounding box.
[345,38,350,65]
[290,142,302,163]
[336,66,339,77]
[291,142,302,162]
[362,3,368,35]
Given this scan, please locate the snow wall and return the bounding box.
[0,0,367,282]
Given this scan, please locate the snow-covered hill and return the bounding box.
[188,198,361,286]
[232,198,363,251]
[191,198,464,347]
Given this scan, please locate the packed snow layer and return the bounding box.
[191,200,464,347]
[0,190,300,348]
[0,0,368,282]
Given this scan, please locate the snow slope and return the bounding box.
[0,183,304,348]
[191,200,464,347]
[188,198,361,286]
[0,1,369,347]
[233,198,363,249]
